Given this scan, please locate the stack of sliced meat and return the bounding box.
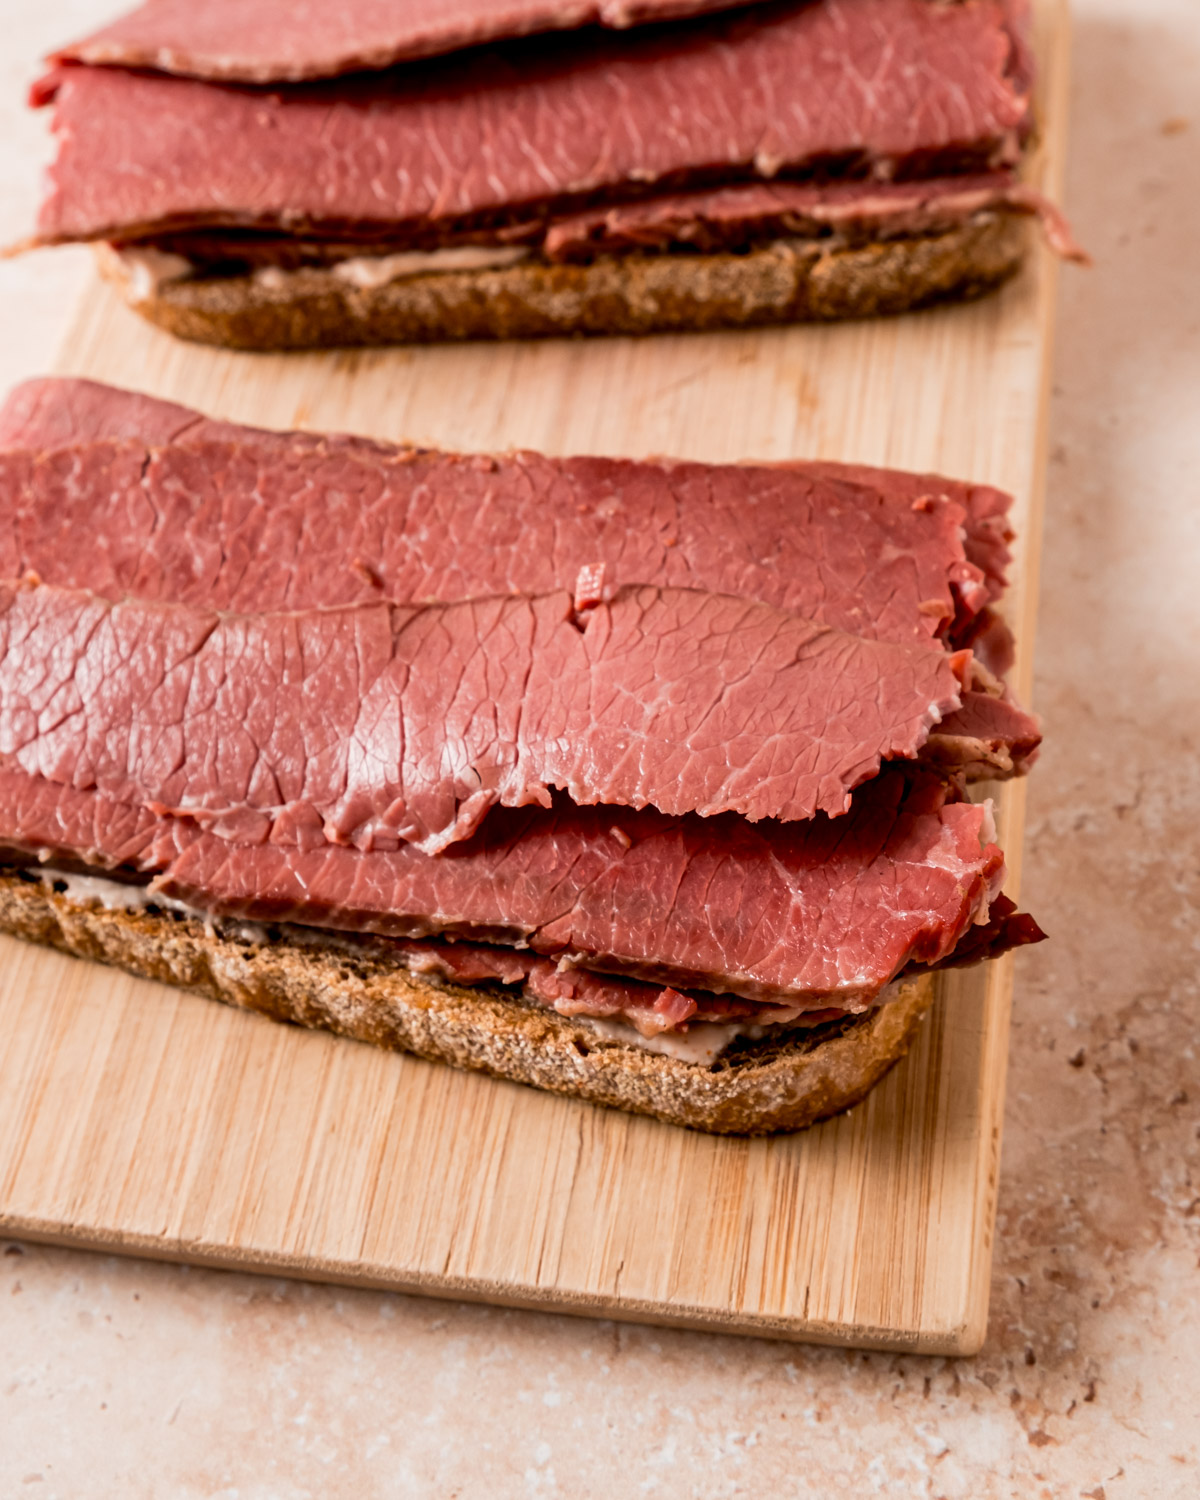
[23,0,1080,289]
[0,378,1042,1057]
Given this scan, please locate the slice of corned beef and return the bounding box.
[93,164,1084,271]
[310,885,1043,1029]
[361,936,840,1037]
[0,579,965,851]
[0,379,1006,649]
[50,0,758,83]
[31,0,1033,247]
[922,686,1042,777]
[303,895,1043,1036]
[799,458,1015,610]
[0,379,1040,778]
[542,172,1079,263]
[917,892,1044,975]
[0,377,209,450]
[0,766,1012,1008]
[131,777,1021,1007]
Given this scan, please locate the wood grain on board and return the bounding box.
[0,0,1070,1354]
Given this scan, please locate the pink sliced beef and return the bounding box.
[0,379,1038,775]
[542,172,1082,263]
[0,379,208,449]
[0,579,964,849]
[318,933,849,1037]
[51,0,759,83]
[0,379,1007,648]
[287,898,1043,1038]
[920,684,1041,777]
[91,166,1083,272]
[0,766,1013,1010]
[0,377,1045,1033]
[32,0,1033,247]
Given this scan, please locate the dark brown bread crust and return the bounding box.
[99,215,1027,350]
[0,871,935,1134]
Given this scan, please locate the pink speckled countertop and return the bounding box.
[1,1,1198,1494]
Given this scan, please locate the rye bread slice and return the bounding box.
[0,870,935,1135]
[97,214,1027,351]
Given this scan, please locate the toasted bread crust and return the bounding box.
[0,871,935,1134]
[99,215,1027,350]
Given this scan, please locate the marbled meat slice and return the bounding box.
[541,171,1078,263]
[0,579,964,852]
[0,379,1006,649]
[0,767,1014,1009]
[0,379,1039,777]
[31,0,1033,246]
[50,0,757,82]
[921,686,1041,778]
[102,166,1084,271]
[259,904,1042,1039]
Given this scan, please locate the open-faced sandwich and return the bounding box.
[20,0,1082,347]
[0,377,1044,1132]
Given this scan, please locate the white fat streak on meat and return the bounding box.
[572,562,609,613]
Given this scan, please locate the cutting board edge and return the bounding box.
[0,1211,982,1356]
[959,0,1073,1352]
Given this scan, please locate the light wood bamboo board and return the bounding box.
[0,0,1070,1354]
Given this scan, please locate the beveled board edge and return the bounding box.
[0,1213,973,1355]
[956,0,1072,1355]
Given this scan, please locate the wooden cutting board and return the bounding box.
[0,0,1070,1355]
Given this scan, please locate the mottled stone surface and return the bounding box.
[1,1,1198,1495]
